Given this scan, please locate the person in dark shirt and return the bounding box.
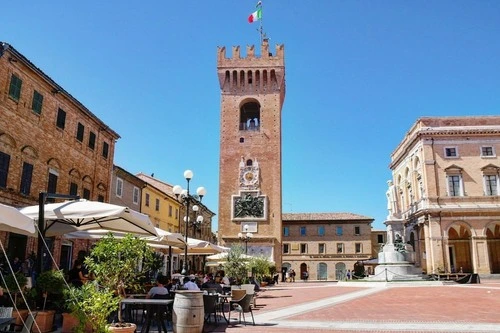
[201,274,222,294]
[68,260,87,287]
[11,257,22,274]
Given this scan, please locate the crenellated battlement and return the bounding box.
[217,39,285,93]
[217,39,285,66]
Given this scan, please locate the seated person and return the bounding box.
[146,275,170,299]
[183,276,200,291]
[201,274,223,294]
[68,260,88,287]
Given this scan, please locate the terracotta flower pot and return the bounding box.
[107,323,137,333]
[12,309,28,331]
[61,313,93,333]
[31,310,55,333]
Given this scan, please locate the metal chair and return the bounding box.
[203,294,219,324]
[228,293,255,326]
[4,312,37,333]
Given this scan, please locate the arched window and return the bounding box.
[239,102,260,131]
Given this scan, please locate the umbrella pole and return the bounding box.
[37,192,46,275]
[36,192,80,275]
[167,246,172,278]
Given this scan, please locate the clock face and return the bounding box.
[243,171,257,184]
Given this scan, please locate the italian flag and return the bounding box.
[248,8,262,23]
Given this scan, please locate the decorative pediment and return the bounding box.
[444,164,463,172]
[481,163,500,171]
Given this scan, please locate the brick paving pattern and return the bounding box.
[203,280,500,333]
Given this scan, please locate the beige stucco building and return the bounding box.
[282,213,374,281]
[389,116,500,275]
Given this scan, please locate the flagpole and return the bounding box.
[256,1,266,44]
[259,1,264,44]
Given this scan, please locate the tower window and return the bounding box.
[246,159,253,166]
[239,102,260,131]
[247,70,253,84]
[239,138,244,143]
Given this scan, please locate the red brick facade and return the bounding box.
[0,42,119,270]
[217,40,285,264]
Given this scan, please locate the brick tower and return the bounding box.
[217,39,285,264]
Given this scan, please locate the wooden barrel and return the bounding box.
[173,291,204,333]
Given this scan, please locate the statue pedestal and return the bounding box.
[368,223,423,281]
[370,241,423,281]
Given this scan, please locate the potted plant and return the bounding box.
[2,272,29,327]
[83,233,154,332]
[248,255,274,287]
[63,284,117,333]
[223,245,250,285]
[34,269,66,333]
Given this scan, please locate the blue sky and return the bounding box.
[3,1,500,231]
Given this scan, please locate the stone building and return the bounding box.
[217,39,285,264]
[282,213,374,281]
[110,165,145,212]
[136,173,216,273]
[389,116,500,275]
[0,42,119,270]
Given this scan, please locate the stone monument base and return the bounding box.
[369,243,425,281]
[370,263,424,281]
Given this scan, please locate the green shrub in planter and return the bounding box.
[64,284,119,333]
[36,269,66,310]
[1,272,27,306]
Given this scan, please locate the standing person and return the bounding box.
[285,270,290,283]
[303,270,309,282]
[347,269,351,280]
[290,269,296,282]
[273,272,279,285]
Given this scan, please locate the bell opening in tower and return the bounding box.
[239,102,260,131]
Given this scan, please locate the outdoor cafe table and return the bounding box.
[0,317,14,331]
[120,298,174,333]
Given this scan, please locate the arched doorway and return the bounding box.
[335,262,346,280]
[486,223,500,273]
[300,263,307,280]
[317,262,327,280]
[448,223,473,273]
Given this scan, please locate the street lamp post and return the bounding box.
[173,170,206,275]
[238,224,253,254]
[190,205,204,238]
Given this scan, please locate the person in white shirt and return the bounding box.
[183,276,200,290]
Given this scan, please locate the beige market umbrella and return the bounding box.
[0,203,35,236]
[64,227,185,248]
[171,237,229,255]
[20,199,158,237]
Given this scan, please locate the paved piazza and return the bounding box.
[209,279,500,333]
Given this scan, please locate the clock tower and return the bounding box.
[217,39,286,264]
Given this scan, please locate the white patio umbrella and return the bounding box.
[64,227,185,248]
[171,237,229,255]
[0,203,36,236]
[19,199,158,237]
[206,252,253,261]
